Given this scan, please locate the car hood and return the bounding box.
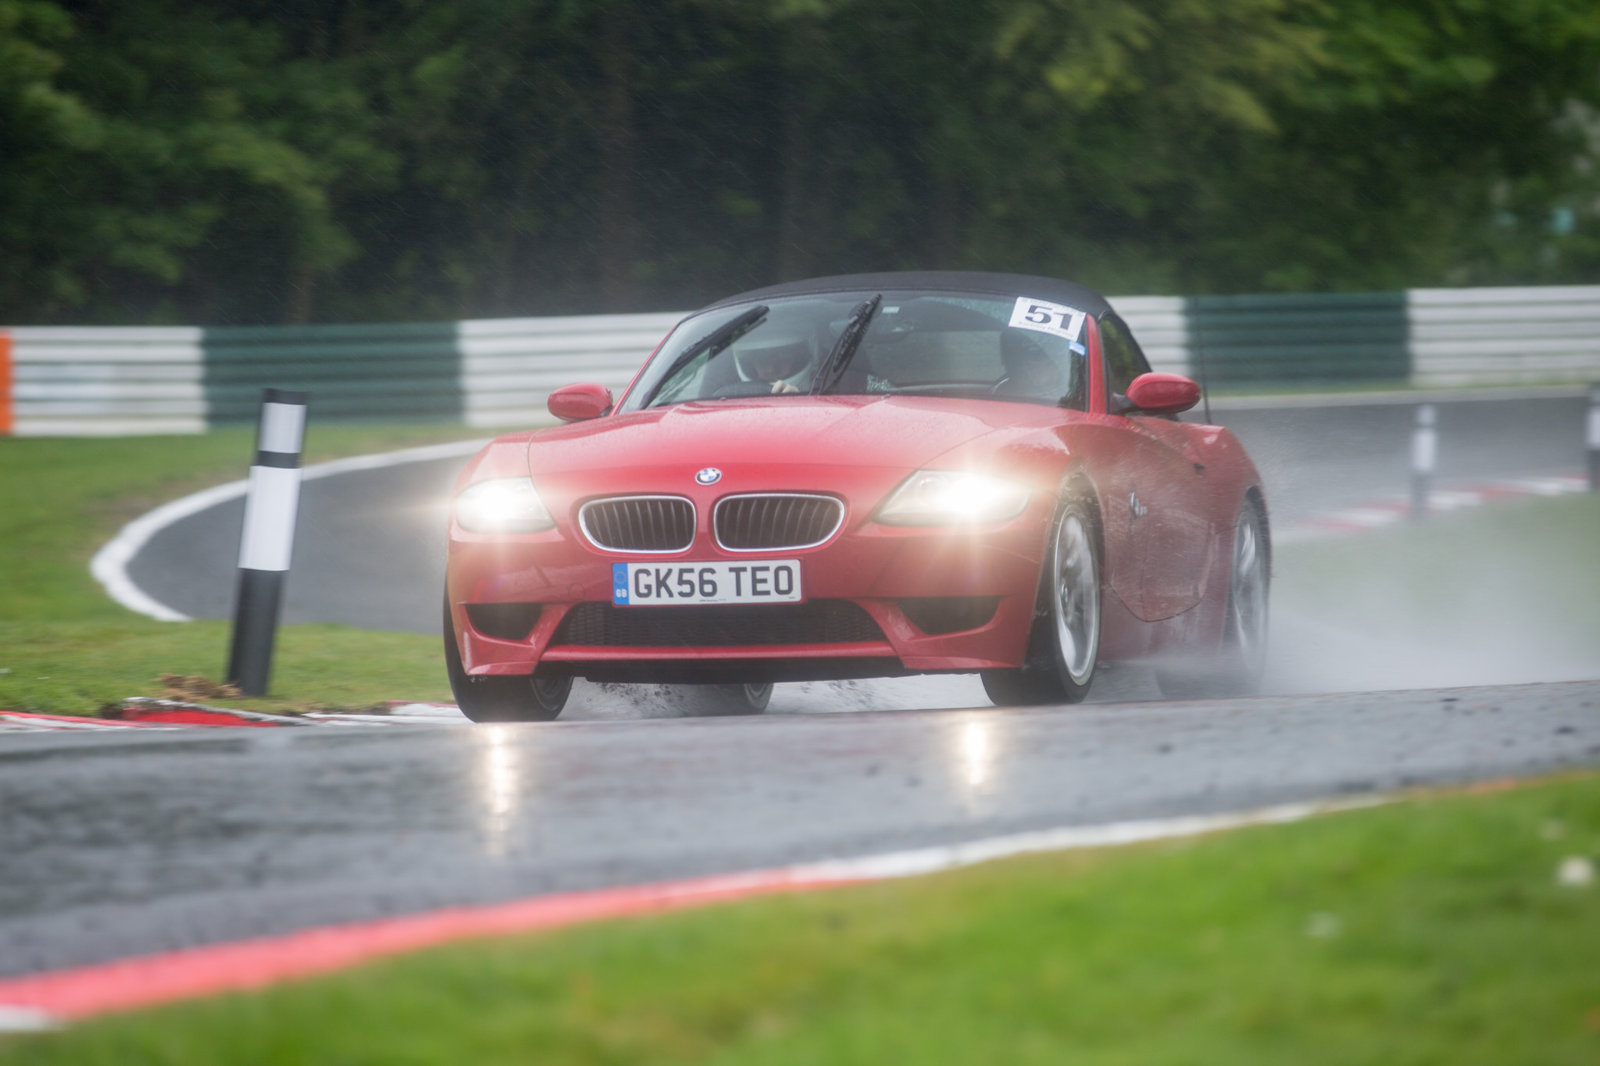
[523,395,1064,475]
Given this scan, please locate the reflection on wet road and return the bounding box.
[4,680,1598,978]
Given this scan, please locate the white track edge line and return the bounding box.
[0,1005,57,1033]
[781,795,1388,884]
[0,793,1387,1031]
[91,439,489,623]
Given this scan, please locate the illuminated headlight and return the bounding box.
[454,478,554,533]
[876,470,1031,526]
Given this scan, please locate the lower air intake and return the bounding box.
[465,603,543,641]
[898,596,1001,635]
[552,601,884,647]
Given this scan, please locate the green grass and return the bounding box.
[0,424,482,715]
[5,773,1600,1064]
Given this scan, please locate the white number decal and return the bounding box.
[1009,297,1087,350]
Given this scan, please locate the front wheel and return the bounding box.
[980,668,1060,706]
[982,496,1102,706]
[444,598,571,722]
[1046,500,1102,702]
[701,682,773,715]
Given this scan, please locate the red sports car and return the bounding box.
[444,272,1269,721]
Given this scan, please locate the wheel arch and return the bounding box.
[1039,466,1108,597]
[1016,468,1107,667]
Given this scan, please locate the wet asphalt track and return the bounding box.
[3,390,1598,980]
[4,680,1600,977]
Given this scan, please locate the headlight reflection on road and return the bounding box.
[958,718,996,792]
[476,725,524,858]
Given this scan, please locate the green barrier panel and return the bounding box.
[203,322,462,425]
[1189,292,1409,387]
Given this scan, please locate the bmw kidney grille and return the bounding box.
[580,496,696,553]
[714,494,844,551]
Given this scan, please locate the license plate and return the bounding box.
[612,560,802,606]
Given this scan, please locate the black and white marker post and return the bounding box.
[1410,402,1437,520]
[226,389,309,696]
[1588,383,1599,492]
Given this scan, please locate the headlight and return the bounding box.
[876,470,1031,526]
[454,478,554,533]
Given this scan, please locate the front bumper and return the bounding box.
[446,506,1050,683]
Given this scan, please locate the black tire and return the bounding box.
[700,682,773,715]
[979,668,1061,706]
[981,493,1102,707]
[1156,495,1270,700]
[444,597,570,722]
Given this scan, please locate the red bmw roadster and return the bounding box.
[444,272,1269,721]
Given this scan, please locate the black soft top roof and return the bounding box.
[700,271,1113,318]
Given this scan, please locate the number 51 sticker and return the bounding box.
[1010,297,1087,352]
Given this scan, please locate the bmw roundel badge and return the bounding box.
[695,467,723,486]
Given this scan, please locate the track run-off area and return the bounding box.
[2,387,1598,1026]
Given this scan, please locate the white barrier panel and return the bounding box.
[1108,296,1189,376]
[9,326,205,435]
[1408,285,1600,388]
[457,311,683,428]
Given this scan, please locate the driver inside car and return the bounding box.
[995,329,1071,404]
[734,332,814,394]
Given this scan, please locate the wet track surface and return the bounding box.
[4,390,1598,981]
[4,680,1599,977]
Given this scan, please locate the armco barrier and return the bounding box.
[4,285,1598,435]
[1108,296,1189,377]
[5,327,206,435]
[1409,285,1600,388]
[459,312,681,428]
[1189,291,1409,387]
[204,322,462,424]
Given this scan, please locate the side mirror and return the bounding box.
[1123,372,1201,415]
[548,383,613,422]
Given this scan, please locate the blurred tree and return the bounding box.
[1,0,396,323]
[0,0,109,317]
[1180,0,1600,291]
[3,0,1599,323]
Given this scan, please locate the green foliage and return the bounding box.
[3,0,1600,323]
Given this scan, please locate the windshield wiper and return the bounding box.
[811,294,881,395]
[639,303,769,408]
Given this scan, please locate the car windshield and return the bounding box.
[619,290,1088,413]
